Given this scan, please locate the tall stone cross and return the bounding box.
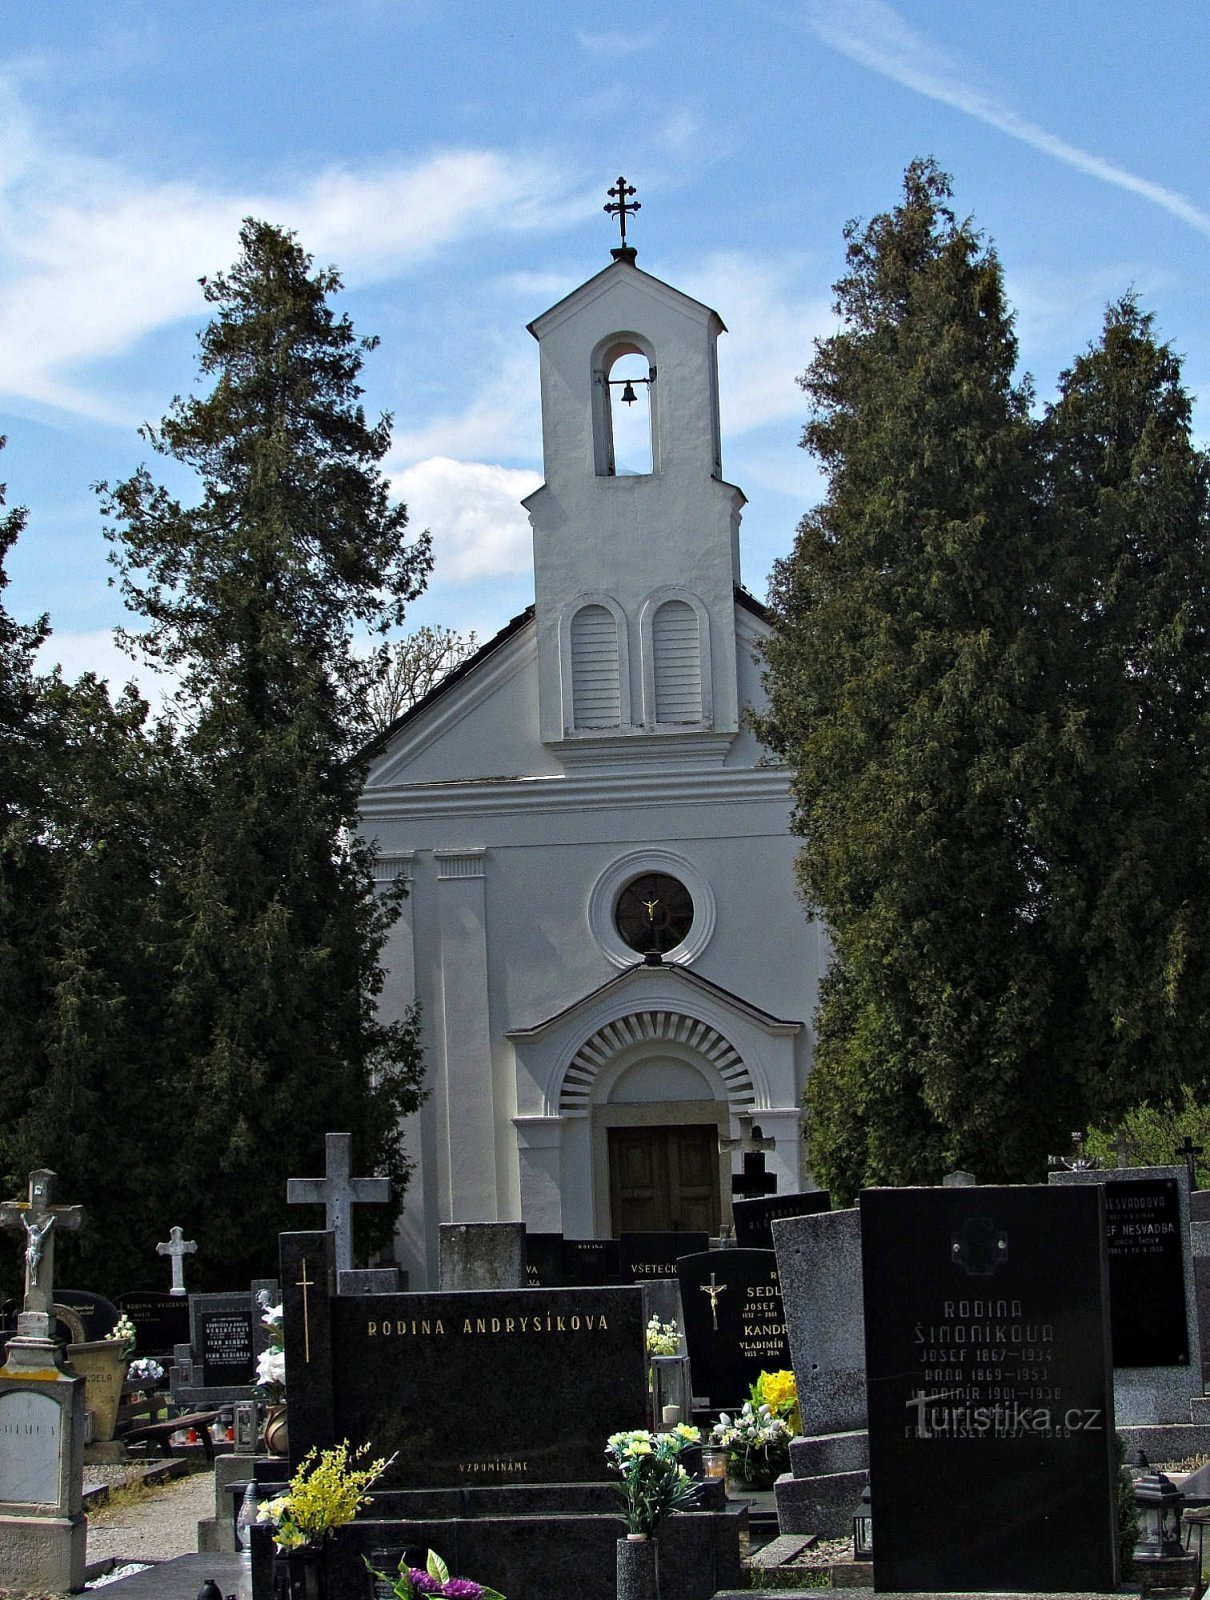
[286,1132,391,1275]
[156,1224,198,1296]
[0,1169,84,1342]
[721,1114,777,1200]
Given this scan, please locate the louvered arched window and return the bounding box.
[570,604,622,728]
[652,599,702,723]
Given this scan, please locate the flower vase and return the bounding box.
[272,1543,327,1600]
[617,1534,659,1600]
[263,1403,289,1456]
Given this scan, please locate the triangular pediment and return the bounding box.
[527,257,725,342]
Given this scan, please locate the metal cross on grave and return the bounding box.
[1177,1134,1204,1191]
[286,1132,391,1275]
[721,1114,778,1200]
[156,1224,198,1296]
[0,1169,84,1341]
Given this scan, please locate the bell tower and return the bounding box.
[523,182,747,758]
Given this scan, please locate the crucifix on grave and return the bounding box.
[1177,1134,1204,1191]
[156,1224,198,1296]
[721,1114,778,1201]
[0,1169,84,1349]
[1114,1130,1141,1170]
[286,1132,391,1276]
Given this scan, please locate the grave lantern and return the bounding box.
[650,1354,693,1429]
[852,1483,873,1561]
[1133,1470,1186,1561]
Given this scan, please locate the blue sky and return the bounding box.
[3,1,1208,697]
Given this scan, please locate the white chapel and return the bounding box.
[361,224,828,1289]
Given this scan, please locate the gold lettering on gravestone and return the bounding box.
[364,1311,611,1338]
[737,1275,785,1359]
[295,1259,314,1363]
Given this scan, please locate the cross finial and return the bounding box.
[604,176,640,258]
[156,1224,198,1296]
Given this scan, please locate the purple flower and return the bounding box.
[408,1570,443,1594]
[441,1582,483,1599]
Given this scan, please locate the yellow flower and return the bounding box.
[758,1371,797,1410]
[626,1438,653,1456]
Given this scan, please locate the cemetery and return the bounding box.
[5,1130,1210,1599]
[6,172,1210,1600]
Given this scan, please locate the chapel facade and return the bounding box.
[361,237,826,1288]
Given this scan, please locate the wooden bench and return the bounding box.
[123,1408,222,1461]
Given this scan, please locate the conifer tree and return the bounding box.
[762,165,1210,1198]
[101,221,431,1282]
[760,161,1057,1194]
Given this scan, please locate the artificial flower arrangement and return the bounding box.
[104,1313,137,1358]
[751,1369,800,1436]
[127,1356,165,1386]
[255,1293,286,1402]
[644,1316,680,1357]
[708,1370,799,1489]
[257,1442,394,1549]
[605,1424,701,1537]
[364,1547,505,1599]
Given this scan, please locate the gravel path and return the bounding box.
[85,1468,214,1564]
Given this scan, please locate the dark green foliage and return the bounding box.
[93,220,430,1285]
[760,161,1210,1199]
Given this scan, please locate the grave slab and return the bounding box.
[676,1248,789,1410]
[733,1191,829,1252]
[860,1184,1119,1595]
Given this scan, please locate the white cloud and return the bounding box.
[805,0,1210,238]
[392,456,540,584]
[390,346,541,464]
[35,626,178,707]
[683,252,833,435]
[0,76,569,417]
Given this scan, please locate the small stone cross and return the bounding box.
[156,1225,198,1296]
[721,1115,777,1199]
[1114,1131,1140,1170]
[0,1170,84,1341]
[286,1132,391,1275]
[1177,1135,1204,1191]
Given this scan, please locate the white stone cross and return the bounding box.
[718,1113,775,1158]
[156,1225,198,1296]
[286,1132,391,1275]
[0,1170,84,1341]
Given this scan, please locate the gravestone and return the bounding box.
[861,1183,1119,1594]
[676,1248,789,1410]
[115,1290,191,1357]
[281,1230,646,1486]
[617,1232,708,1282]
[0,1170,88,1594]
[1050,1163,1203,1431]
[771,1207,868,1536]
[561,1237,619,1286]
[437,1223,525,1291]
[51,1288,119,1344]
[171,1285,276,1409]
[732,1191,829,1251]
[524,1231,564,1287]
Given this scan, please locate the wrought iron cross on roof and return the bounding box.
[604,176,640,254]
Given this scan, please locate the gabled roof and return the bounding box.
[527,255,727,341]
[359,606,534,761]
[507,957,801,1041]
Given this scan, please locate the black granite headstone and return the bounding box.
[191,1292,257,1387]
[732,1190,830,1251]
[54,1287,119,1343]
[116,1290,192,1356]
[281,1231,646,1489]
[1103,1176,1189,1366]
[618,1232,709,1282]
[860,1184,1118,1595]
[524,1232,564,1287]
[676,1248,789,1409]
[561,1238,619,1286]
